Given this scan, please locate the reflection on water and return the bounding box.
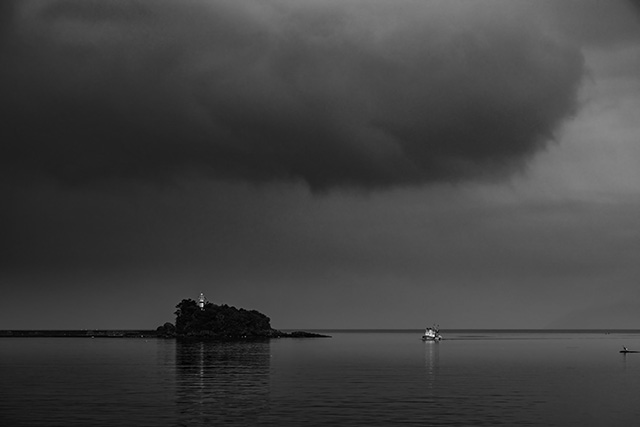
[176,340,271,426]
[423,341,440,394]
[423,340,440,376]
[420,338,546,426]
[4,332,640,426]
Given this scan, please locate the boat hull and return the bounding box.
[421,326,442,341]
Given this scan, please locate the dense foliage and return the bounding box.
[174,299,274,338]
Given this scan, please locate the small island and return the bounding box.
[157,293,329,340]
[0,293,328,339]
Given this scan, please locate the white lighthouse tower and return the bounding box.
[198,292,206,310]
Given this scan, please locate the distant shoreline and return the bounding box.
[0,330,160,338]
[0,329,331,338]
[3,329,640,337]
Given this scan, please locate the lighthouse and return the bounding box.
[198,292,206,310]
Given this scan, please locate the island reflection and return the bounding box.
[176,340,271,425]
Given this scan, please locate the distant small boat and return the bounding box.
[620,346,639,353]
[422,325,442,341]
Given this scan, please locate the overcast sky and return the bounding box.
[1,0,639,329]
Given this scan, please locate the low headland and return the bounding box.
[0,297,329,340]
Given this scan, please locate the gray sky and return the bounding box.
[1,0,639,329]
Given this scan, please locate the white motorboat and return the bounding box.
[421,326,442,341]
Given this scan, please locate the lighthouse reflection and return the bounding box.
[175,340,271,425]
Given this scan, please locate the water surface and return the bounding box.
[2,330,640,426]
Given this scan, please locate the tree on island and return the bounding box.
[157,297,329,339]
[174,298,275,338]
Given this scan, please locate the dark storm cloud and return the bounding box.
[0,0,585,191]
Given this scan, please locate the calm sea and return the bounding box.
[2,330,640,426]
